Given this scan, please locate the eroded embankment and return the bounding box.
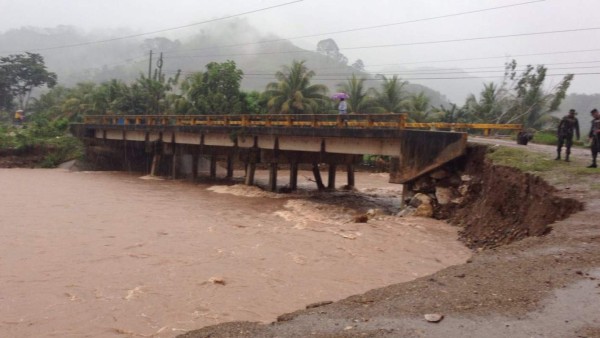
[448,145,583,249]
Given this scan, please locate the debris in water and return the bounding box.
[424,313,444,323]
[209,277,227,285]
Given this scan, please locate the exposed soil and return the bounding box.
[450,145,583,249]
[178,142,600,338]
[0,149,45,168]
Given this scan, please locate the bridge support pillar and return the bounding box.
[347,164,355,187]
[312,163,325,190]
[171,147,178,179]
[289,161,298,191]
[150,154,161,177]
[245,162,256,186]
[269,163,278,192]
[328,164,337,190]
[191,153,199,180]
[400,181,414,208]
[226,155,234,178]
[210,154,217,178]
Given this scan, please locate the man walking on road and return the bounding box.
[556,109,580,162]
[588,108,600,168]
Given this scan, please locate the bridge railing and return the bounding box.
[82,114,522,135]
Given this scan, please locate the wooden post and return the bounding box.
[347,164,355,188]
[290,160,299,191]
[226,154,234,178]
[312,163,325,190]
[268,162,278,192]
[327,164,337,190]
[245,161,256,185]
[210,154,217,178]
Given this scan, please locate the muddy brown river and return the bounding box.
[0,168,470,337]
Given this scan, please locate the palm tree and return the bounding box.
[371,75,407,114]
[405,91,431,122]
[264,60,328,114]
[337,74,372,113]
[465,82,504,123]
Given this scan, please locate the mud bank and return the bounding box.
[178,144,599,338]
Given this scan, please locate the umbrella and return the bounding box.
[331,92,350,99]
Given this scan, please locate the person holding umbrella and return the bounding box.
[332,92,349,125]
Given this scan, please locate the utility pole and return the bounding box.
[148,50,153,79]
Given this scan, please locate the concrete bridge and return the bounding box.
[71,114,521,192]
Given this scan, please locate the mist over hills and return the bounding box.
[0,19,452,109]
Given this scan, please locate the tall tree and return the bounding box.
[0,52,57,111]
[264,60,328,114]
[182,60,243,114]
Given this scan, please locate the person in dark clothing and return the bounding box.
[555,109,580,162]
[588,108,600,168]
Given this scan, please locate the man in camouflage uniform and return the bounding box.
[588,108,600,168]
[555,109,580,162]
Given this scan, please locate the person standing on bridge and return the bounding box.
[587,108,600,168]
[555,109,580,162]
[338,98,348,126]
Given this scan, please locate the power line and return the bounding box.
[343,27,600,50]
[165,0,545,54]
[163,27,600,60]
[0,0,304,54]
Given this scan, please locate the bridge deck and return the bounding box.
[73,114,520,188]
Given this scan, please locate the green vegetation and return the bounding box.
[486,146,597,184]
[487,146,555,172]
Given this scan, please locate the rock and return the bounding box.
[397,206,416,217]
[430,169,448,180]
[451,197,465,204]
[414,202,434,217]
[424,313,444,323]
[353,214,369,223]
[410,193,432,207]
[461,174,472,182]
[435,187,453,205]
[458,184,469,196]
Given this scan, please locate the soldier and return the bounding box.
[555,109,580,162]
[588,108,600,168]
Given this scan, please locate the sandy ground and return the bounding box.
[180,140,600,338]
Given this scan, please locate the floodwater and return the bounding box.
[0,168,470,337]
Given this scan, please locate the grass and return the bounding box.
[486,147,555,172]
[486,145,599,186]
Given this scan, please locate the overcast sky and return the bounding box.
[1,0,599,102]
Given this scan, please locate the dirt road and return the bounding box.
[180,140,600,338]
